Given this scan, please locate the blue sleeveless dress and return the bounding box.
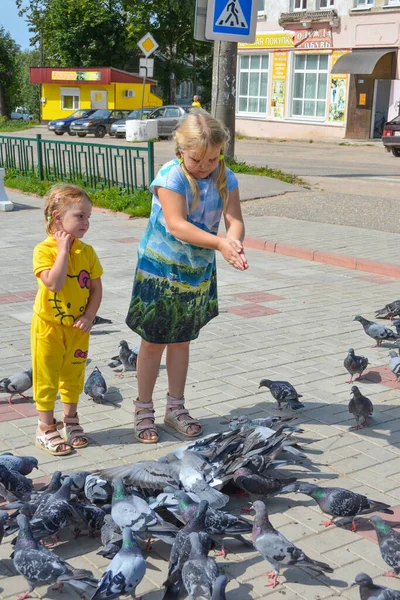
[126,159,238,343]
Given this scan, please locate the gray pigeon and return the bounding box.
[182,531,219,600]
[61,470,92,493]
[351,572,400,599]
[85,473,112,503]
[92,315,113,326]
[13,514,97,598]
[370,516,400,576]
[0,453,38,475]
[211,575,228,600]
[281,482,393,530]
[375,301,400,320]
[389,351,400,381]
[0,368,32,404]
[258,379,304,410]
[349,386,373,429]
[110,340,138,375]
[353,315,398,347]
[97,514,122,560]
[233,462,296,499]
[344,348,369,384]
[90,526,146,600]
[251,500,333,588]
[0,465,32,498]
[0,510,9,544]
[111,478,178,545]
[29,477,80,540]
[84,366,108,403]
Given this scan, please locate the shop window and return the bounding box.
[293,0,307,10]
[318,0,334,7]
[237,54,269,115]
[291,54,328,118]
[387,0,400,5]
[61,87,80,110]
[355,0,373,5]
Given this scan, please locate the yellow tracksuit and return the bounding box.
[31,236,103,411]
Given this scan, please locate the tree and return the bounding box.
[0,27,20,117]
[16,0,128,67]
[14,49,41,118]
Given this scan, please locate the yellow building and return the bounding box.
[30,66,162,122]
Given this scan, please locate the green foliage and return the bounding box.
[0,119,39,132]
[0,26,20,116]
[226,158,308,187]
[14,49,41,118]
[4,170,152,216]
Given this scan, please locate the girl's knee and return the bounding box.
[140,340,166,356]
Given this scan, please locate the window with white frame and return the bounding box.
[387,0,400,5]
[258,0,265,13]
[293,0,307,10]
[318,0,334,7]
[291,54,328,118]
[355,0,373,5]
[237,54,269,114]
[61,87,79,110]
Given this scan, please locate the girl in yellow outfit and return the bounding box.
[31,184,103,456]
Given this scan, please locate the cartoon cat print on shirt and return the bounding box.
[48,269,91,326]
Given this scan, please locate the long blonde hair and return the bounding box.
[44,183,92,235]
[174,110,230,212]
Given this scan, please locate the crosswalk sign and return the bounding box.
[205,0,257,42]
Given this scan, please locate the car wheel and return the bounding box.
[77,133,87,138]
[67,127,75,136]
[392,148,400,157]
[95,125,106,138]
[55,131,64,136]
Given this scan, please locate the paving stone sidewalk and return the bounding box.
[0,190,400,599]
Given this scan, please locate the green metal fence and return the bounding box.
[0,134,154,192]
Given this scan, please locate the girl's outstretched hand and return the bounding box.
[53,230,73,253]
[219,238,249,271]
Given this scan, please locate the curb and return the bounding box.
[243,236,400,279]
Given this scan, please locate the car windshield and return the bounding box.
[91,110,110,118]
[70,110,89,118]
[127,110,141,119]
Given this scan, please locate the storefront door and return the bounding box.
[370,79,391,138]
[90,90,107,109]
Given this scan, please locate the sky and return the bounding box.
[2,0,32,50]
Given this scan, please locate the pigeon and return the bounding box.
[375,301,400,320]
[0,510,9,543]
[163,500,212,600]
[392,320,400,335]
[13,514,97,600]
[370,516,400,577]
[97,514,123,560]
[228,414,303,434]
[84,366,108,403]
[233,462,297,500]
[182,531,219,599]
[92,315,113,326]
[72,502,110,536]
[344,348,369,384]
[353,315,398,347]
[351,572,400,599]
[281,482,393,530]
[110,340,138,375]
[389,351,400,381]
[251,500,333,588]
[258,379,304,410]
[111,478,178,545]
[0,465,32,498]
[90,526,146,600]
[0,368,32,404]
[349,386,374,429]
[61,470,92,493]
[0,453,38,475]
[85,474,113,503]
[212,575,228,600]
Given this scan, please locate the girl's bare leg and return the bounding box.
[136,340,165,441]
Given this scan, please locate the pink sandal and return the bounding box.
[164,393,202,437]
[134,400,159,444]
[58,414,88,449]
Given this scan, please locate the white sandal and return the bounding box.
[35,420,72,456]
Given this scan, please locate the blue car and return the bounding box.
[47,109,97,136]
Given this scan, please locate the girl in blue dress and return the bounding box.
[126,110,248,443]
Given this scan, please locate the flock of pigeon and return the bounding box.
[1,302,400,599]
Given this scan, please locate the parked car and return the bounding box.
[69,109,131,138]
[47,109,97,136]
[147,105,190,138]
[109,107,155,138]
[10,107,33,121]
[382,116,400,157]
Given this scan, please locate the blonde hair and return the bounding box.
[44,183,92,235]
[174,110,230,212]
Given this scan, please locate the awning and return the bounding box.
[331,48,396,75]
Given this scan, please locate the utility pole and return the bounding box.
[211,40,237,160]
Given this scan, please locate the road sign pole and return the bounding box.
[140,66,147,120]
[211,40,237,160]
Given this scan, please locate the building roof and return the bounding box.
[30,66,156,85]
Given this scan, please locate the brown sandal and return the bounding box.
[36,420,72,456]
[59,414,88,449]
[134,400,159,444]
[164,393,202,438]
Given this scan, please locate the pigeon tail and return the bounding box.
[301,556,334,574]
[287,398,304,411]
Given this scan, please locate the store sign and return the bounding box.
[271,52,288,119]
[238,32,294,50]
[51,71,101,81]
[294,28,332,50]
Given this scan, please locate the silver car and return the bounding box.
[147,105,190,138]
